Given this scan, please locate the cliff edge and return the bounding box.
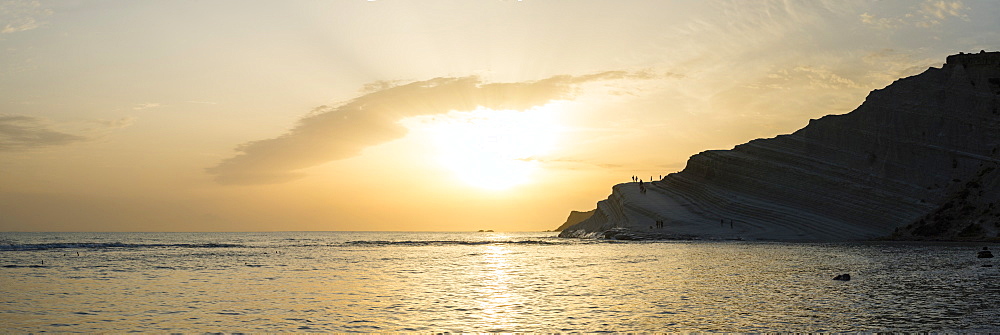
[560,51,1000,241]
[555,210,595,232]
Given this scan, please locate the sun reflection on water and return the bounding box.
[475,244,517,331]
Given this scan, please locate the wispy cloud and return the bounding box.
[94,116,136,130]
[757,66,863,90]
[919,0,968,23]
[0,0,51,34]
[860,48,939,84]
[0,115,87,151]
[860,0,968,29]
[132,103,161,111]
[207,72,654,185]
[0,115,135,151]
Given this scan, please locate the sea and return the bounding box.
[0,231,997,333]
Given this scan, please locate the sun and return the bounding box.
[401,105,561,190]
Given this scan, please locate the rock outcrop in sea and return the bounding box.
[560,51,1000,241]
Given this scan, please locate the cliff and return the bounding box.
[554,210,595,232]
[560,51,1000,241]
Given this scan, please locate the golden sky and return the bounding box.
[1,0,997,232]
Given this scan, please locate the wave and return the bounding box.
[1,237,590,251]
[1,264,49,268]
[342,240,566,247]
[0,242,246,251]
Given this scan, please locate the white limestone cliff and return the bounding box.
[560,51,1000,241]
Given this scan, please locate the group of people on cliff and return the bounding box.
[631,175,663,183]
[632,176,648,194]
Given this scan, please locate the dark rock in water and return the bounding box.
[596,227,643,240]
[833,273,851,281]
[614,234,639,241]
[978,247,994,258]
[602,227,629,239]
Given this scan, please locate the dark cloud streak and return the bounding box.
[0,115,88,151]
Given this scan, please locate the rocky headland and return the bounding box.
[555,210,595,232]
[559,51,1000,241]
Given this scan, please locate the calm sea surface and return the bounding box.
[0,231,997,332]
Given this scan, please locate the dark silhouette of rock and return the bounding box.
[833,273,851,281]
[560,51,1000,241]
[978,247,994,258]
[555,209,596,232]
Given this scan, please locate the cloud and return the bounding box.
[756,66,862,90]
[132,103,161,110]
[860,0,968,29]
[207,71,652,185]
[748,48,938,94]
[918,0,968,23]
[0,0,51,34]
[860,48,939,84]
[95,116,136,130]
[0,115,87,151]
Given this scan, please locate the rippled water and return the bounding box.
[1,232,997,332]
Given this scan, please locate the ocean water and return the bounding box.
[0,231,997,332]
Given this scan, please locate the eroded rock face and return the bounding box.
[560,51,1000,241]
[893,164,1000,240]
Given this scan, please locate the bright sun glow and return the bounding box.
[402,105,561,190]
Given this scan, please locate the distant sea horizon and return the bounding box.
[1,230,556,233]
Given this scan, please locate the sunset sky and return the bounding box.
[2,0,998,232]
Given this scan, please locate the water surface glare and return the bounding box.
[0,232,997,332]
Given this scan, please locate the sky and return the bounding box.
[1,0,998,232]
